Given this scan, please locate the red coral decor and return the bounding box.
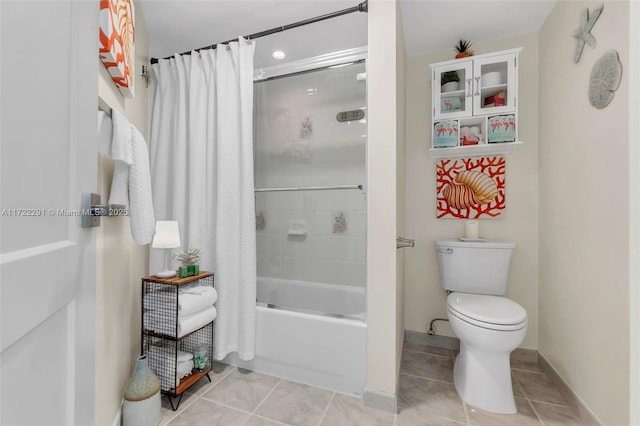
[436,156,506,219]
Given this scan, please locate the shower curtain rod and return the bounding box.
[150,1,368,64]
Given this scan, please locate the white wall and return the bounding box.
[404,33,540,349]
[366,0,402,400]
[395,0,407,383]
[539,1,630,425]
[254,63,367,288]
[96,2,150,424]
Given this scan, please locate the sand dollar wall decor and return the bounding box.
[589,49,622,109]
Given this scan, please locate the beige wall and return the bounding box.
[395,0,407,383]
[629,3,640,425]
[539,1,630,425]
[366,0,402,399]
[404,33,540,350]
[96,2,150,424]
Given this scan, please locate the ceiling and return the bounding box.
[139,0,556,69]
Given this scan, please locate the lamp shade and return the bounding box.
[152,221,181,249]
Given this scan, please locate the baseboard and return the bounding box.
[112,401,123,426]
[537,353,601,426]
[363,389,397,414]
[404,329,460,351]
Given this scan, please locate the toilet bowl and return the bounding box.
[435,239,528,414]
[447,292,527,414]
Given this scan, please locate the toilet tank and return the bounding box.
[435,239,515,295]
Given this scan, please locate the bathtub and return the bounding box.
[227,277,366,396]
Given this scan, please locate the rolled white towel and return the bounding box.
[143,286,217,316]
[144,306,217,338]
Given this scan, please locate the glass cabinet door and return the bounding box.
[433,61,473,119]
[472,53,516,115]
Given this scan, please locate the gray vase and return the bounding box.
[122,355,161,426]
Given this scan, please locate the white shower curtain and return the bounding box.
[149,39,257,361]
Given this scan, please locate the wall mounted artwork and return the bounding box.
[437,156,506,219]
[99,0,135,97]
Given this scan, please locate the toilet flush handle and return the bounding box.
[437,248,454,254]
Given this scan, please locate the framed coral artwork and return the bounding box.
[436,156,506,219]
[99,0,135,97]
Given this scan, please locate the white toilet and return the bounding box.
[435,239,527,414]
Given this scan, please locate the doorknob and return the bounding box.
[397,236,415,249]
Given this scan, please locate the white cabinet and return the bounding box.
[430,48,522,159]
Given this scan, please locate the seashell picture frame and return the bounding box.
[436,156,506,219]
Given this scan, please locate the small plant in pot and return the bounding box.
[176,248,201,278]
[441,71,460,93]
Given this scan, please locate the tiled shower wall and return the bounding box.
[255,62,367,287]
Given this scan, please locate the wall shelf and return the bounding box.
[428,141,523,159]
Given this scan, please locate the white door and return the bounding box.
[1,1,98,425]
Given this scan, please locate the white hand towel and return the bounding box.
[105,108,155,244]
[143,286,218,316]
[109,109,133,206]
[128,126,156,244]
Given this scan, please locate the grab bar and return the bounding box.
[255,184,363,193]
[397,236,415,249]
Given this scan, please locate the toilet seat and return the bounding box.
[447,293,527,331]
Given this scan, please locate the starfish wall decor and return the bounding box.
[573,3,604,63]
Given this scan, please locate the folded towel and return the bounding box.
[147,347,195,390]
[177,360,194,378]
[144,286,217,316]
[144,306,217,338]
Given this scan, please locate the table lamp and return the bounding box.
[152,220,181,278]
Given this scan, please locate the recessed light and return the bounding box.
[272,50,286,60]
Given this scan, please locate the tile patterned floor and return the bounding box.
[162,344,583,426]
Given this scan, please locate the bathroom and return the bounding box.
[0,1,638,425]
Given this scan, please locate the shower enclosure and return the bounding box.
[242,52,367,395]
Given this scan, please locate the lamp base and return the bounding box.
[155,270,177,278]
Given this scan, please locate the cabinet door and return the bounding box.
[472,53,517,115]
[433,61,473,119]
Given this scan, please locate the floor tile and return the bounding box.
[185,362,235,396]
[467,397,541,425]
[512,373,525,398]
[255,380,333,426]
[531,401,583,426]
[396,407,466,425]
[244,415,289,426]
[404,341,452,358]
[512,370,569,406]
[401,350,454,382]
[166,398,249,426]
[319,393,395,426]
[160,392,199,425]
[202,368,280,412]
[398,374,466,423]
[510,357,543,373]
